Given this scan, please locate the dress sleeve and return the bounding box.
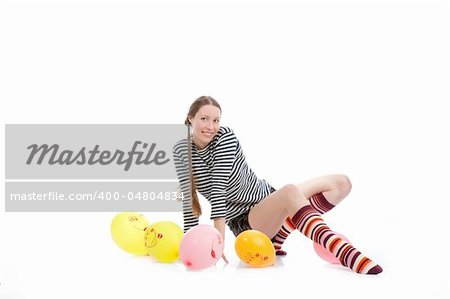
[173,141,199,233]
[210,130,237,219]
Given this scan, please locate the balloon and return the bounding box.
[145,221,183,263]
[111,212,150,256]
[235,230,275,268]
[313,233,349,264]
[179,225,223,270]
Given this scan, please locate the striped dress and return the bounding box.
[173,126,275,233]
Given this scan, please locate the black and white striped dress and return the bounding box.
[173,126,275,233]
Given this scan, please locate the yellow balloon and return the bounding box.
[145,221,183,263]
[235,230,276,268]
[111,212,150,256]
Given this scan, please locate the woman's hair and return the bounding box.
[184,96,222,217]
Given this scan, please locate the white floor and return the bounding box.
[1,1,449,298]
[1,211,449,299]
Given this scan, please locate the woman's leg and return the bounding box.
[272,174,352,254]
[298,174,352,207]
[248,183,382,274]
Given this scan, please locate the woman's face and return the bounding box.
[189,104,221,149]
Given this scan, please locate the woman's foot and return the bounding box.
[275,249,287,256]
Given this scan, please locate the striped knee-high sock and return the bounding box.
[271,193,335,255]
[293,205,383,275]
[271,217,295,255]
[309,192,335,214]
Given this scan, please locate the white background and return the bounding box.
[1,1,449,298]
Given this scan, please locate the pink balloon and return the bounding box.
[179,225,224,270]
[313,233,349,264]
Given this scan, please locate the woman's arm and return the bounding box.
[213,217,226,242]
[213,217,229,263]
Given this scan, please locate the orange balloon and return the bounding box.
[235,230,276,268]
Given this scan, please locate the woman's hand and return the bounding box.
[213,218,228,264]
[221,252,229,264]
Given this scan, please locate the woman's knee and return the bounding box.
[280,184,308,207]
[335,174,352,196]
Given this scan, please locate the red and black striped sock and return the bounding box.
[309,192,335,214]
[293,205,383,274]
[271,217,295,255]
[272,193,334,255]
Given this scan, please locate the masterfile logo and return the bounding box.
[26,141,170,171]
[4,124,186,212]
[6,124,185,179]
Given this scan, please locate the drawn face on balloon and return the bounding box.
[144,227,163,249]
[128,214,150,232]
[110,212,151,256]
[179,225,224,270]
[144,221,183,263]
[210,234,223,259]
[234,230,276,268]
[242,251,270,266]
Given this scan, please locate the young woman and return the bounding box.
[173,96,382,274]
